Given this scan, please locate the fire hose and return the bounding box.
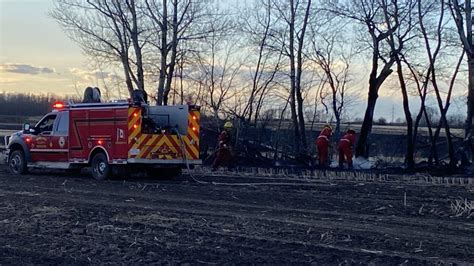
[174,128,209,184]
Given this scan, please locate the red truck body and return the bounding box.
[7,101,201,179]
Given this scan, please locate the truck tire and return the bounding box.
[91,153,110,181]
[9,150,27,175]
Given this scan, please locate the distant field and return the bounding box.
[264,121,465,138]
[0,130,16,136]
[0,116,465,138]
[0,115,41,131]
[0,115,41,124]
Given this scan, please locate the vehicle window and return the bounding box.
[56,112,69,134]
[36,114,57,134]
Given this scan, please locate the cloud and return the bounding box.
[69,68,122,83]
[0,63,55,75]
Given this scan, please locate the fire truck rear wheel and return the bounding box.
[9,150,27,175]
[91,153,110,181]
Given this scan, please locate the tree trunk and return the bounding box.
[466,58,474,158]
[157,0,168,105]
[274,96,291,161]
[296,86,306,153]
[428,85,455,167]
[405,57,436,166]
[129,0,144,92]
[356,67,392,157]
[429,51,464,167]
[415,98,437,166]
[179,58,184,104]
[355,27,394,158]
[466,0,474,163]
[288,0,300,154]
[121,54,135,96]
[429,116,455,166]
[356,89,377,158]
[294,0,312,156]
[163,0,179,106]
[395,58,414,169]
[245,6,270,123]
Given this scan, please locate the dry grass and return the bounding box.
[192,167,474,188]
[450,198,474,218]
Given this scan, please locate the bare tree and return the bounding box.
[188,29,243,129]
[414,0,464,167]
[381,0,418,169]
[324,0,400,158]
[240,0,284,125]
[52,0,147,96]
[403,59,437,163]
[308,22,355,139]
[145,0,229,105]
[403,1,447,165]
[448,0,474,164]
[270,0,313,157]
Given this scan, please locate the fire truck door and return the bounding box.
[50,111,69,162]
[30,112,68,162]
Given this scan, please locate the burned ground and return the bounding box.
[0,165,472,264]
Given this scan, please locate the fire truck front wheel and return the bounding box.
[91,153,110,181]
[9,150,27,175]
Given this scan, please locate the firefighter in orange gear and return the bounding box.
[316,124,332,167]
[212,121,233,170]
[338,129,357,169]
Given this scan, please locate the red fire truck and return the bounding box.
[6,100,201,180]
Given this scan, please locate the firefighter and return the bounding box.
[185,94,194,105]
[212,121,233,170]
[338,129,356,169]
[316,124,332,167]
[83,87,101,103]
[131,89,148,104]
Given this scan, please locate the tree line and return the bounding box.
[50,0,474,169]
[0,93,61,116]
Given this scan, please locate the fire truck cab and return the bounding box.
[6,101,201,180]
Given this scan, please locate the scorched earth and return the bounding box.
[0,165,473,264]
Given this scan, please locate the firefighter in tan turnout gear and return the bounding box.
[212,121,233,170]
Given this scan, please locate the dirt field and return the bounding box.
[0,165,473,264]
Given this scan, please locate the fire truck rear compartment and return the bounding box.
[127,104,200,166]
[142,105,189,135]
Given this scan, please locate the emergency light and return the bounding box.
[52,101,66,109]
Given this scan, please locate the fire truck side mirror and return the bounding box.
[23,123,35,134]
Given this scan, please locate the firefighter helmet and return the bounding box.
[347,129,356,135]
[323,124,332,130]
[224,121,233,129]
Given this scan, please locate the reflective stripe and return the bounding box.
[340,139,351,143]
[317,135,329,140]
[30,149,68,152]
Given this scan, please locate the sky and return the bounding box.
[0,0,97,97]
[0,0,468,121]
